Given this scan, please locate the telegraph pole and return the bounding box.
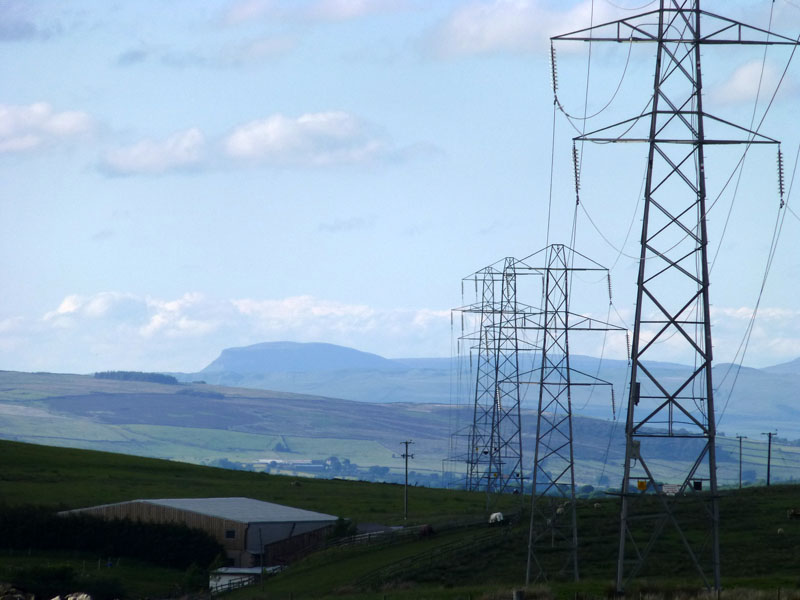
[736,435,746,489]
[401,440,414,520]
[762,432,776,487]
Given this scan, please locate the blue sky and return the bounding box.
[1,0,799,373]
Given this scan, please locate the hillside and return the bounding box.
[0,370,798,491]
[183,342,800,440]
[2,439,800,599]
[202,341,402,373]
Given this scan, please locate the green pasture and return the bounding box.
[2,439,800,599]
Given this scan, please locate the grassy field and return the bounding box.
[0,439,509,522]
[3,370,798,493]
[2,438,800,599]
[0,438,519,598]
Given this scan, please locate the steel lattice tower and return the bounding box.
[460,258,535,500]
[525,244,622,584]
[553,1,799,591]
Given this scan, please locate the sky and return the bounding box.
[1,0,800,374]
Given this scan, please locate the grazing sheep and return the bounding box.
[787,508,800,519]
[489,512,504,524]
[777,528,785,535]
[556,507,565,516]
[593,503,602,509]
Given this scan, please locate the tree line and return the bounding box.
[94,371,179,385]
[0,505,222,569]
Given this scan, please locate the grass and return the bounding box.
[0,438,516,524]
[220,484,800,599]
[3,437,800,599]
[0,438,520,597]
[0,550,185,598]
[3,369,797,490]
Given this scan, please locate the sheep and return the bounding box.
[787,508,800,519]
[488,512,504,524]
[777,528,785,535]
[593,503,602,510]
[556,507,565,516]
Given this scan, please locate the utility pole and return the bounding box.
[736,435,746,489]
[401,440,414,520]
[762,432,776,487]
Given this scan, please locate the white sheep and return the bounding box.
[488,512,504,524]
[777,528,785,535]
[593,503,601,509]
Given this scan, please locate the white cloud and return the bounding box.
[430,0,621,57]
[140,293,219,338]
[223,112,387,166]
[623,305,800,367]
[711,60,784,106]
[44,292,148,324]
[0,293,452,372]
[233,296,379,333]
[2,294,800,373]
[99,111,413,176]
[0,102,92,153]
[103,128,205,175]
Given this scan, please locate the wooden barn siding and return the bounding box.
[78,502,247,554]
[262,525,333,565]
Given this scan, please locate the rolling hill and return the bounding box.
[2,439,800,599]
[0,368,797,490]
[182,341,800,440]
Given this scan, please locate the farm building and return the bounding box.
[61,497,339,567]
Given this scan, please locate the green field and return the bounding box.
[2,438,800,599]
[1,370,795,491]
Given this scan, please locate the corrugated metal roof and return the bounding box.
[139,497,338,524]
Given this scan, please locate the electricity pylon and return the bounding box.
[458,257,538,503]
[525,244,623,584]
[553,1,799,592]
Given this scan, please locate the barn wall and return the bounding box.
[259,524,334,566]
[246,521,335,552]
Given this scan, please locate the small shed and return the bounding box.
[61,497,338,567]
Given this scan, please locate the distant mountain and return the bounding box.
[202,341,402,374]
[392,357,454,370]
[761,356,800,376]
[184,341,800,439]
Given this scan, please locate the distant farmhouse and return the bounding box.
[61,497,338,567]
